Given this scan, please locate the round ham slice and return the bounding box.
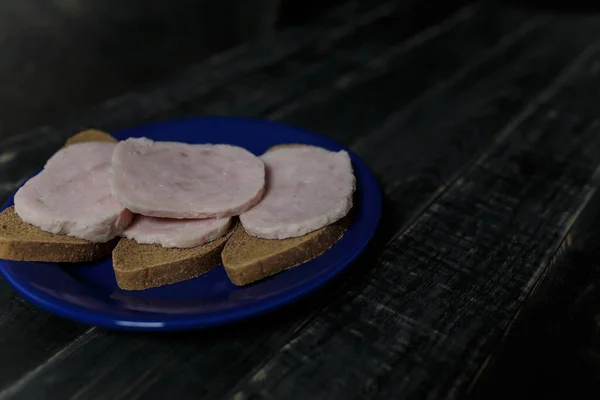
[110,138,265,219]
[123,215,232,248]
[14,142,133,242]
[240,146,355,239]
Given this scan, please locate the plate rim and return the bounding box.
[0,116,382,331]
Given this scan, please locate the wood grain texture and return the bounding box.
[0,0,464,202]
[225,45,600,400]
[2,1,600,399]
[0,0,328,140]
[0,279,90,396]
[2,0,406,144]
[467,190,600,399]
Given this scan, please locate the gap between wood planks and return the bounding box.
[225,41,600,400]
[266,5,480,121]
[0,0,402,149]
[466,161,600,395]
[0,327,96,400]
[376,42,600,248]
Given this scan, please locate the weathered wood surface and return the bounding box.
[467,187,600,400]
[2,1,600,399]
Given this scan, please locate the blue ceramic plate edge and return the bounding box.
[0,117,382,331]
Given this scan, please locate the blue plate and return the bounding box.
[0,117,381,331]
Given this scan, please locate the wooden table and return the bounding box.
[2,1,600,398]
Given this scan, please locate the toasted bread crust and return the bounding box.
[0,207,117,262]
[222,217,348,286]
[112,228,234,290]
[0,130,119,263]
[63,129,117,147]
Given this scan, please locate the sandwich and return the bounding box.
[0,130,356,290]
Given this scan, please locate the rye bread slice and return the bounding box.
[0,206,118,262]
[221,144,351,286]
[112,228,234,290]
[222,218,347,286]
[63,129,117,147]
[0,129,119,262]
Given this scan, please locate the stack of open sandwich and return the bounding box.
[0,130,356,290]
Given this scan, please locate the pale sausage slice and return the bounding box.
[110,138,265,219]
[14,142,133,242]
[123,215,232,248]
[240,146,355,239]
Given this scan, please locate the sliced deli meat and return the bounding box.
[44,141,115,176]
[14,142,133,242]
[240,146,355,239]
[110,138,265,219]
[123,215,232,248]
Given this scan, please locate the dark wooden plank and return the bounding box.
[0,0,404,143]
[207,9,600,234]
[0,0,471,204]
[0,4,536,205]
[0,0,375,146]
[221,45,600,400]
[466,189,600,399]
[161,6,529,133]
[0,319,311,400]
[4,9,599,400]
[0,280,91,393]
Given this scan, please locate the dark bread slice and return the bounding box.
[0,207,118,262]
[112,229,234,290]
[221,144,351,286]
[222,219,347,286]
[0,129,119,262]
[63,129,117,147]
